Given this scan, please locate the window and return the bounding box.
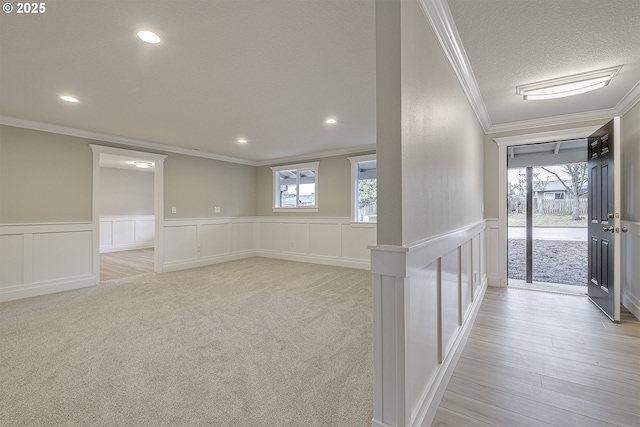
[271,162,319,211]
[544,191,565,200]
[348,154,377,222]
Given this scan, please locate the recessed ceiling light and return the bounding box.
[237,139,248,144]
[516,66,621,101]
[136,30,162,44]
[60,95,79,103]
[134,161,153,169]
[324,118,337,124]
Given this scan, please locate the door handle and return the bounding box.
[621,227,629,233]
[602,226,614,233]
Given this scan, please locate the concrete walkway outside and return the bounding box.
[508,226,587,241]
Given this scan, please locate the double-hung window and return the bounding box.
[348,154,377,222]
[271,162,319,212]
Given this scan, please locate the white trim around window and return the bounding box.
[271,162,319,212]
[348,154,377,223]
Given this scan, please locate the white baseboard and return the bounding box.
[257,250,370,270]
[487,273,503,287]
[0,274,95,303]
[162,251,255,273]
[622,293,640,320]
[100,242,153,253]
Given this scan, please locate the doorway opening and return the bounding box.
[90,145,167,284]
[506,139,588,295]
[98,155,156,281]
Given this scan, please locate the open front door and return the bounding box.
[587,118,621,321]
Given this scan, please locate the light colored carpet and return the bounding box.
[0,257,373,426]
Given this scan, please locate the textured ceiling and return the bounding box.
[447,0,640,127]
[1,1,638,164]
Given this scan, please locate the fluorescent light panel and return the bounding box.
[516,66,621,101]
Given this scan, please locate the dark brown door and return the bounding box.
[587,119,620,321]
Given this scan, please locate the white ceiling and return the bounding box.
[1,1,638,165]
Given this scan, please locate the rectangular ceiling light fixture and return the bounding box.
[516,66,622,101]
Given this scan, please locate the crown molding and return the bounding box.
[255,144,376,167]
[0,116,257,166]
[0,115,376,168]
[418,0,491,132]
[616,80,640,115]
[493,125,601,147]
[487,108,616,134]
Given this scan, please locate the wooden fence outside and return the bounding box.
[509,197,588,215]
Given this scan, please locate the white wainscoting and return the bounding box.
[621,220,640,320]
[0,223,95,302]
[162,217,376,272]
[99,215,154,253]
[256,218,376,269]
[370,221,487,427]
[162,218,256,272]
[485,218,501,286]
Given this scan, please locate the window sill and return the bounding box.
[272,208,319,213]
[350,221,377,227]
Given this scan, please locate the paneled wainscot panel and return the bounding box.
[257,222,280,252]
[407,260,440,421]
[371,221,487,427]
[0,223,95,302]
[164,225,198,263]
[33,231,93,283]
[280,223,309,254]
[621,220,640,319]
[255,218,375,269]
[309,223,341,258]
[0,234,24,288]
[441,248,460,361]
[99,215,155,253]
[201,223,229,257]
[231,222,255,253]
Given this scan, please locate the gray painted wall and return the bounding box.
[375,1,484,246]
[163,153,256,219]
[98,167,154,216]
[622,101,639,222]
[375,0,403,245]
[0,125,93,223]
[400,1,484,245]
[0,125,258,224]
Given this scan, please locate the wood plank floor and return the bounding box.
[432,287,640,427]
[100,248,154,281]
